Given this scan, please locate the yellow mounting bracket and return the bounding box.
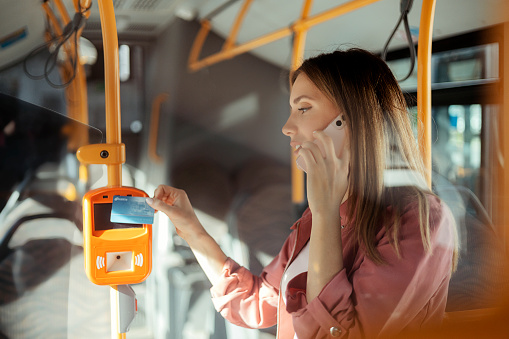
[77,143,126,165]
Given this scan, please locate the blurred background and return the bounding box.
[0,0,508,338]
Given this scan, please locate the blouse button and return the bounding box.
[330,326,342,337]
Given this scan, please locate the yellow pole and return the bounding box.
[75,3,126,335]
[222,0,254,51]
[148,93,169,164]
[499,22,509,254]
[417,0,436,188]
[97,1,123,338]
[74,0,93,127]
[290,0,314,205]
[98,0,122,187]
[189,0,383,72]
[43,0,90,154]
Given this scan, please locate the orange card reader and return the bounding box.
[83,186,152,285]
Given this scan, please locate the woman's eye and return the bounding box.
[298,107,311,113]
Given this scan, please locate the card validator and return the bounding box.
[83,186,153,285]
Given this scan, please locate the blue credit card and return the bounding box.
[111,195,155,225]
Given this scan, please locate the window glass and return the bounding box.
[388,43,499,91]
[432,104,482,197]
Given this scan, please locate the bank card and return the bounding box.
[111,195,155,224]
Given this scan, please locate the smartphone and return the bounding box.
[296,114,347,172]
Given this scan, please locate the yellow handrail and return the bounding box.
[72,0,93,127]
[501,22,509,254]
[417,0,436,188]
[188,0,383,72]
[42,0,92,185]
[42,2,64,36]
[98,0,123,188]
[290,0,314,204]
[223,0,254,51]
[148,93,169,164]
[54,0,71,23]
[97,3,125,339]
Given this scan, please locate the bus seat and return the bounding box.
[433,185,509,312]
[0,203,84,337]
[0,238,112,338]
[0,238,79,304]
[0,191,113,338]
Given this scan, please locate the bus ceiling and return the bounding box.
[1,0,506,69]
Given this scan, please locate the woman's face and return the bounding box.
[283,73,341,149]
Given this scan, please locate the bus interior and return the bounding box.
[0,0,509,338]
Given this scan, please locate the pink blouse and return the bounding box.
[210,193,456,338]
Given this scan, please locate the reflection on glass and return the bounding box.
[432,104,482,198]
[0,92,103,209]
[0,92,109,338]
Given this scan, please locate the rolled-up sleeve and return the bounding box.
[288,198,456,339]
[287,269,354,338]
[210,258,279,328]
[210,228,297,329]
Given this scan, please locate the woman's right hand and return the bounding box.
[147,185,228,285]
[146,185,204,241]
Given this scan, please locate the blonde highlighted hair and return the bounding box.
[292,48,458,270]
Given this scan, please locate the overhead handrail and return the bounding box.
[222,0,254,51]
[148,93,169,164]
[188,0,383,72]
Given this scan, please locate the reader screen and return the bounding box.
[93,203,142,230]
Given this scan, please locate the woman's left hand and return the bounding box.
[298,130,350,216]
[300,130,349,303]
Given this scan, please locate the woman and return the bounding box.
[147,48,457,339]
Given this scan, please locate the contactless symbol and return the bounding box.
[134,253,143,267]
[96,255,105,270]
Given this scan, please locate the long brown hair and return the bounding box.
[292,48,457,269]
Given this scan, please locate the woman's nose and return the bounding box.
[282,116,295,136]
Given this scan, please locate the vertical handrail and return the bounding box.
[290,0,314,205]
[98,0,122,188]
[52,0,90,125]
[74,0,93,127]
[43,0,92,185]
[501,22,509,254]
[148,93,169,164]
[42,2,64,35]
[417,0,436,188]
[54,0,71,23]
[97,1,124,338]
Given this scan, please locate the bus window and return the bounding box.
[387,42,499,90]
[391,29,501,220]
[432,104,483,195]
